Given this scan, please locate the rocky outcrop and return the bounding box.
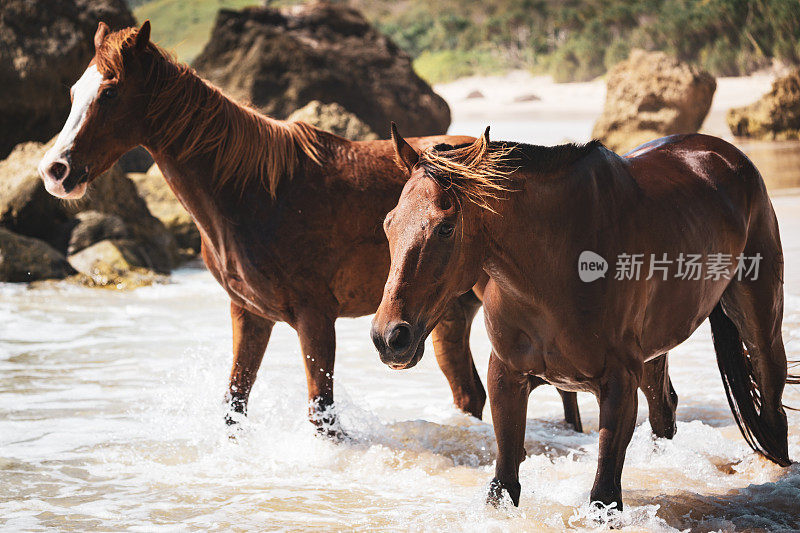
[193,1,450,138]
[117,146,155,173]
[0,142,69,241]
[62,164,178,271]
[130,168,200,258]
[727,69,800,140]
[592,50,717,153]
[0,140,179,284]
[0,228,74,282]
[67,211,128,255]
[287,101,378,141]
[68,239,162,289]
[0,0,135,158]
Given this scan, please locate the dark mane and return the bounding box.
[500,139,605,174]
[419,138,605,210]
[95,28,322,198]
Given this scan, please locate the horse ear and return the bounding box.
[94,22,109,50]
[390,122,419,174]
[135,20,151,51]
[482,126,490,145]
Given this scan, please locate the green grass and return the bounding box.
[413,49,514,85]
[134,0,256,62]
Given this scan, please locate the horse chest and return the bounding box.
[200,240,288,321]
[485,292,606,386]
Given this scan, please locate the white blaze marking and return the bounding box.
[51,65,104,154]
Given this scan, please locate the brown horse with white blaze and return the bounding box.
[36,22,589,432]
[373,125,794,510]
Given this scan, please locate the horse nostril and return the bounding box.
[48,161,69,181]
[386,323,412,352]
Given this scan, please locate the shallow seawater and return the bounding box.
[2,244,800,532]
[2,139,800,531]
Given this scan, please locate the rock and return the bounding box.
[0,228,74,282]
[64,164,178,271]
[727,69,800,140]
[67,211,128,255]
[466,90,485,99]
[513,93,541,103]
[117,146,155,173]
[287,101,378,141]
[0,0,135,158]
[0,142,70,241]
[0,140,178,272]
[130,168,200,258]
[193,1,450,138]
[68,239,161,289]
[592,50,717,153]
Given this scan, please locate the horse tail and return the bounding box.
[708,303,792,466]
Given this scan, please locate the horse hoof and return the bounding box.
[486,478,520,507]
[589,497,623,513]
[314,424,348,442]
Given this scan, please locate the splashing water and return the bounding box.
[2,201,800,532]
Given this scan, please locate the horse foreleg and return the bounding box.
[431,291,486,418]
[640,353,678,438]
[590,367,638,511]
[487,352,532,507]
[225,302,274,425]
[295,311,340,437]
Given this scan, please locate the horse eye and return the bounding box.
[101,87,118,99]
[437,222,455,238]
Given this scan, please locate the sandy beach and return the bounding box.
[436,70,775,140]
[438,71,800,191]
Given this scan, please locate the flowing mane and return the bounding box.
[418,137,516,212]
[95,28,321,198]
[419,138,604,211]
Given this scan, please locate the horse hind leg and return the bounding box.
[711,261,791,466]
[557,389,583,432]
[431,290,486,418]
[640,353,678,438]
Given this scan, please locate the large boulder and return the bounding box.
[0,228,74,282]
[287,101,378,141]
[67,211,128,255]
[0,140,178,275]
[68,239,161,289]
[130,167,201,258]
[592,50,717,153]
[117,146,155,173]
[727,69,800,140]
[0,142,69,241]
[0,0,135,159]
[193,1,450,138]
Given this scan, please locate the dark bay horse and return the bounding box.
[36,22,587,432]
[373,126,794,510]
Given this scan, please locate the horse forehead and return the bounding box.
[72,64,103,96]
[400,178,440,214]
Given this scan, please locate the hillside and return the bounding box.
[132,0,254,61]
[130,0,800,82]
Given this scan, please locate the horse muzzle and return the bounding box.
[370,320,426,369]
[38,150,90,199]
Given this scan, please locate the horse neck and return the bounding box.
[481,154,630,290]
[139,62,312,248]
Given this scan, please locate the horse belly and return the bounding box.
[640,279,729,358]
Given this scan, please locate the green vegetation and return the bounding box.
[357,0,800,82]
[131,0,800,83]
[133,0,254,62]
